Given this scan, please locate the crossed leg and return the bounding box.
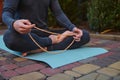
[3,29,90,56]
[22,30,76,56]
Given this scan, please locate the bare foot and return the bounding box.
[22,47,47,56]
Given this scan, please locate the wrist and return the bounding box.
[49,35,58,44]
[12,20,16,28]
[72,27,77,31]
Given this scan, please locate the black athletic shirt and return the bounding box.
[2,0,75,30]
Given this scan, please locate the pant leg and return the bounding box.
[3,28,90,52]
[3,29,52,52]
[48,30,90,50]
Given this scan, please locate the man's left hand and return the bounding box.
[73,27,83,42]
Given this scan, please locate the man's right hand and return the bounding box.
[13,19,35,34]
[49,31,76,44]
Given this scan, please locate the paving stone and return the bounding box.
[15,63,45,74]
[14,57,27,62]
[109,61,120,70]
[103,47,111,50]
[90,57,117,67]
[2,70,18,79]
[90,38,100,42]
[98,39,112,44]
[0,53,3,57]
[0,30,5,34]
[79,57,97,63]
[96,52,115,59]
[0,75,5,80]
[110,47,120,52]
[16,60,36,67]
[5,54,16,59]
[97,67,120,77]
[10,72,45,80]
[115,36,120,41]
[0,60,7,66]
[107,53,120,61]
[72,64,100,74]
[47,73,74,80]
[64,70,81,78]
[0,67,6,72]
[0,50,4,54]
[0,57,6,61]
[94,41,105,44]
[2,64,18,70]
[91,42,110,47]
[40,68,62,76]
[85,43,96,46]
[37,62,48,67]
[1,52,11,56]
[113,75,120,80]
[76,73,111,80]
[6,58,16,64]
[107,43,120,49]
[93,40,110,47]
[59,62,81,71]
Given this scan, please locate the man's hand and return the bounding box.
[13,19,35,34]
[73,27,83,42]
[49,31,76,44]
[49,35,58,44]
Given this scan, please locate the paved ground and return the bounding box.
[0,30,120,80]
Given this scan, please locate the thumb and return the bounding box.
[25,24,35,29]
[22,19,32,25]
[29,24,35,29]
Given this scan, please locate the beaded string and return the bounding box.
[28,26,75,54]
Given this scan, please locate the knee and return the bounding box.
[81,30,90,44]
[3,30,19,51]
[3,35,17,51]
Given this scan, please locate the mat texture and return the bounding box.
[0,36,108,68]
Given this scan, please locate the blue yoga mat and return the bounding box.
[0,35,108,68]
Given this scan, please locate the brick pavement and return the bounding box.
[0,30,120,80]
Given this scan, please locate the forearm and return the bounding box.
[55,12,76,31]
[50,0,76,31]
[2,0,19,29]
[2,11,15,29]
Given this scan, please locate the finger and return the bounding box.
[80,30,83,36]
[19,27,26,31]
[26,24,35,29]
[19,27,30,32]
[68,32,76,36]
[73,36,81,41]
[19,19,34,28]
[21,19,32,25]
[75,32,82,38]
[73,33,79,37]
[19,28,31,34]
[29,24,35,29]
[21,24,35,29]
[74,28,83,37]
[20,30,31,34]
[19,31,26,34]
[75,39,81,42]
[73,36,78,40]
[26,29,32,33]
